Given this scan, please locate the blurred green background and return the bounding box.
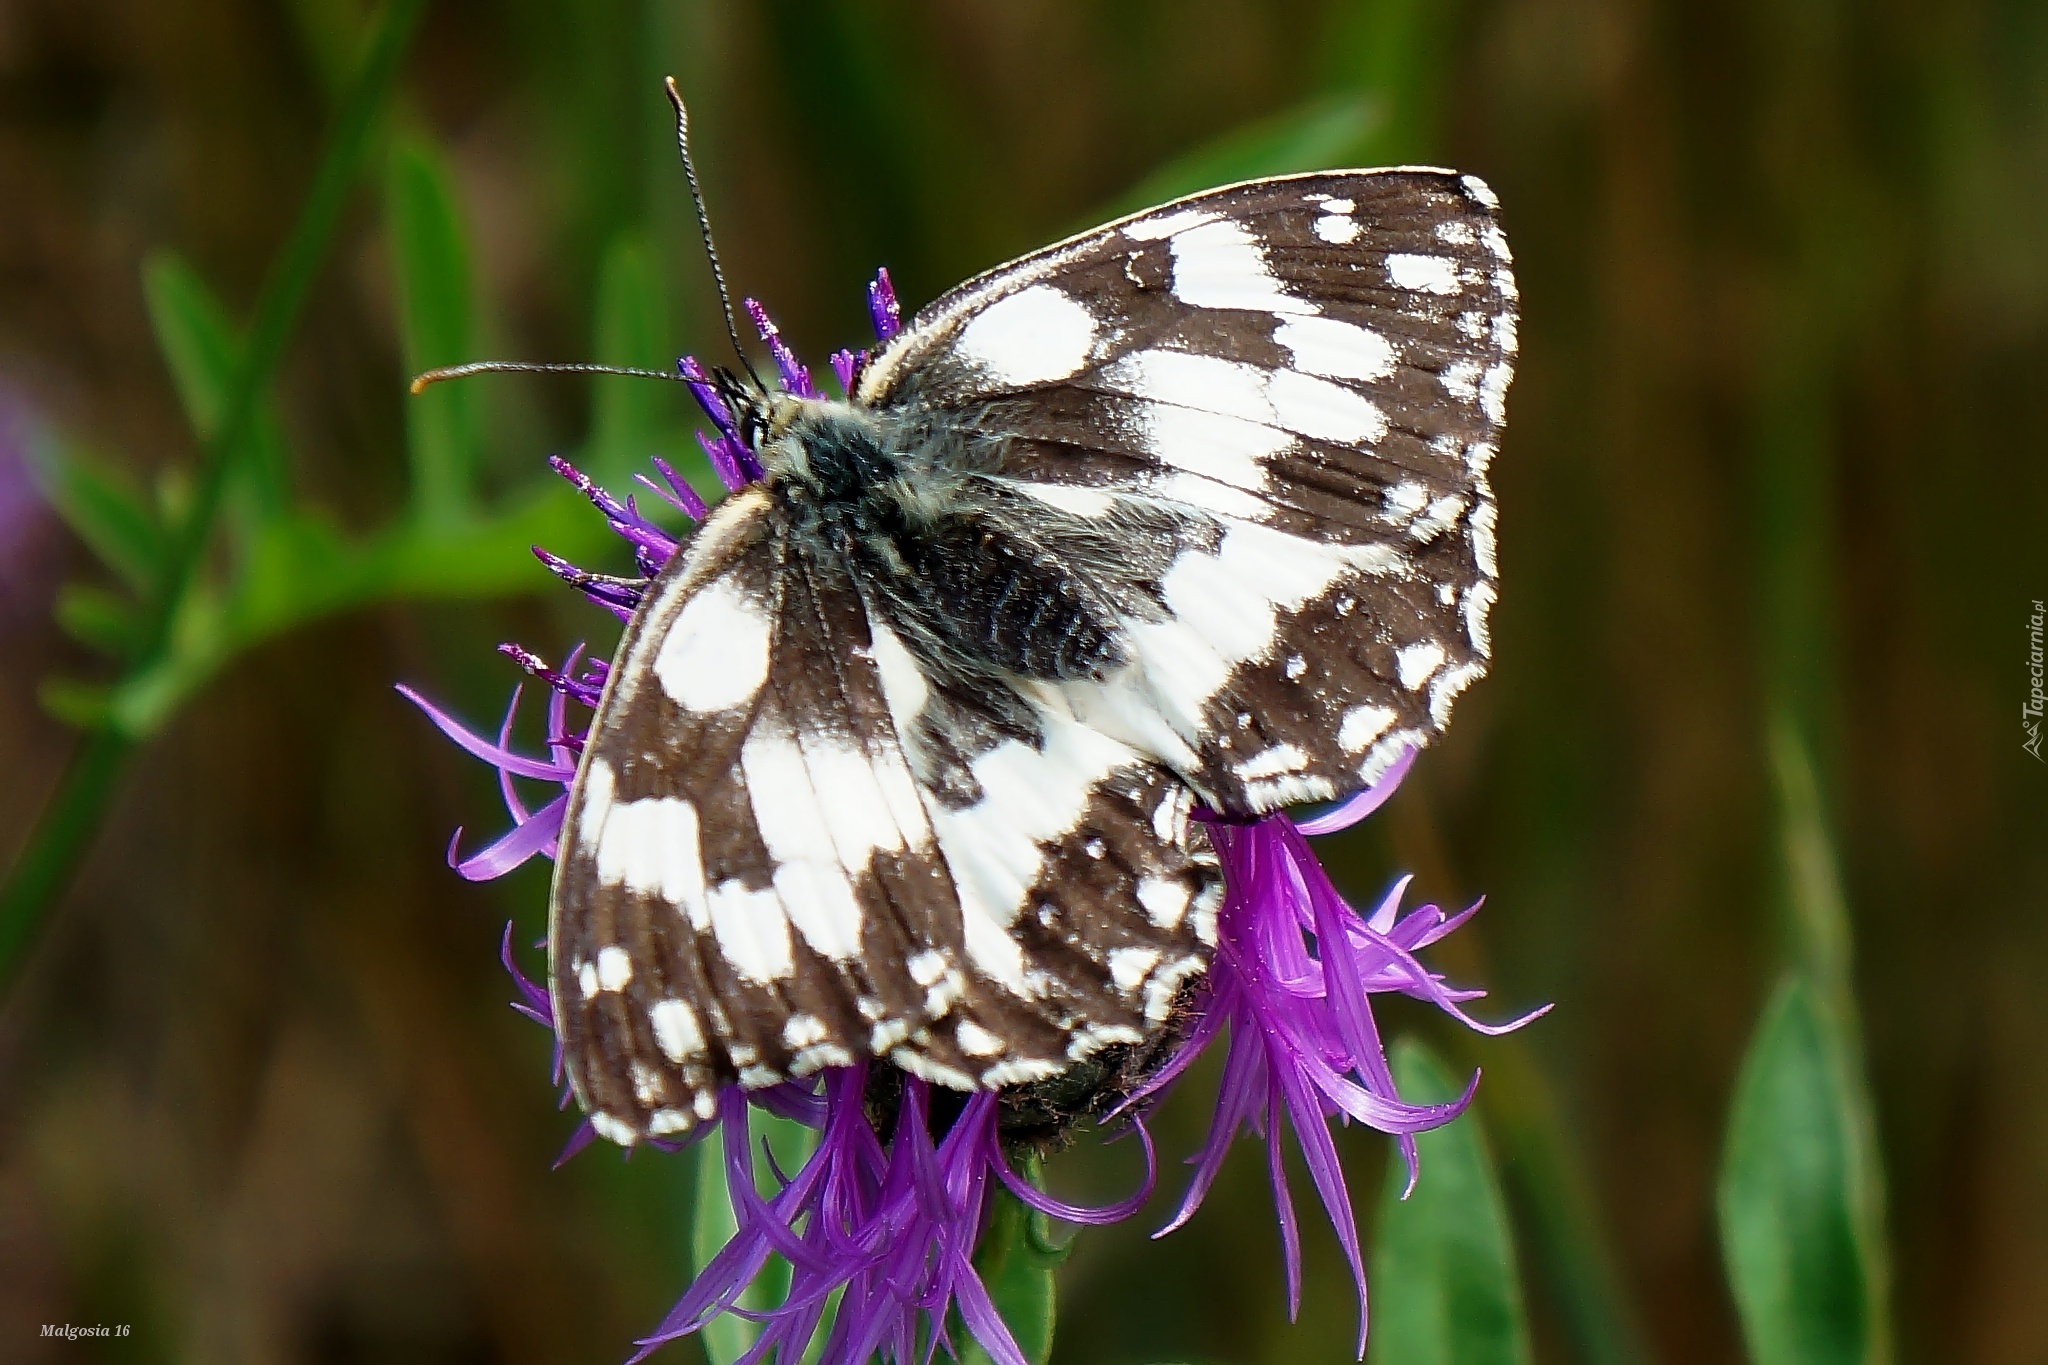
[0,0,2043,1362]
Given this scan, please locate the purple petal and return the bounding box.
[868,268,902,342]
[450,796,565,879]
[396,685,574,781]
[1294,746,1416,835]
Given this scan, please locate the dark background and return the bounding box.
[0,0,2043,1362]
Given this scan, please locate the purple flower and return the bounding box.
[401,272,1538,1363]
[1120,758,1550,1351]
[634,1067,1151,1365]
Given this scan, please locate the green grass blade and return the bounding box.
[25,435,163,594]
[691,1134,759,1365]
[1367,1039,1532,1365]
[690,1112,821,1365]
[387,133,479,524]
[1718,978,1872,1365]
[586,232,678,482]
[958,1174,1063,1365]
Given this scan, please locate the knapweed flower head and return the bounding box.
[402,270,1540,1363]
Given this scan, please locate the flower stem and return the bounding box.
[0,0,427,994]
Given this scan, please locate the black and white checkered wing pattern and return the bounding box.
[857,170,1514,815]
[549,489,1219,1143]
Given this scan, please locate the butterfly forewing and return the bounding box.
[551,491,1219,1142]
[857,169,1513,814]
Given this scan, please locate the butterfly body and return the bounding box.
[549,170,1516,1145]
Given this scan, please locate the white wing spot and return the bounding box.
[782,1014,829,1049]
[1437,220,1477,245]
[890,1050,977,1091]
[1314,213,1361,244]
[1137,876,1192,930]
[1124,207,1222,241]
[576,959,599,1000]
[648,1110,694,1136]
[956,1019,1006,1057]
[1441,359,1482,403]
[954,285,1099,387]
[655,577,772,714]
[869,620,932,737]
[631,1061,666,1105]
[1385,253,1462,296]
[596,797,708,928]
[1409,494,1470,543]
[742,722,881,960]
[1339,704,1397,753]
[707,879,793,982]
[1463,580,1496,657]
[871,1017,913,1052]
[1429,662,1486,726]
[1397,641,1446,691]
[1017,482,1118,518]
[1234,742,1309,781]
[595,945,633,992]
[1472,501,1500,577]
[1170,219,1319,316]
[1273,316,1397,383]
[575,759,614,856]
[1267,370,1388,444]
[1067,1023,1144,1061]
[1382,480,1431,524]
[651,999,706,1062]
[1110,946,1161,994]
[981,1058,1062,1086]
[590,1112,638,1146]
[1461,174,1501,209]
[1480,361,1514,425]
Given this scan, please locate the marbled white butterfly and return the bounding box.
[552,166,1515,1147]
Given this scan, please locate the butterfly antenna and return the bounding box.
[409,360,688,395]
[664,77,763,391]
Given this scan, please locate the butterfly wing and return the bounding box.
[549,488,1219,1142]
[856,169,1513,814]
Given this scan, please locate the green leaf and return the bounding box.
[26,436,164,591]
[690,1112,821,1365]
[957,1175,1064,1365]
[1367,1039,1532,1365]
[387,135,479,523]
[1104,92,1388,219]
[37,678,114,729]
[143,252,241,439]
[142,251,291,520]
[1718,977,1874,1365]
[53,584,140,657]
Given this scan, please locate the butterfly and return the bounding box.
[549,169,1516,1145]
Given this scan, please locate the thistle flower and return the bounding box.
[401,268,1536,1362]
[1124,770,1551,1351]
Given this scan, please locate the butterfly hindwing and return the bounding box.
[856,169,1513,814]
[550,490,1219,1141]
